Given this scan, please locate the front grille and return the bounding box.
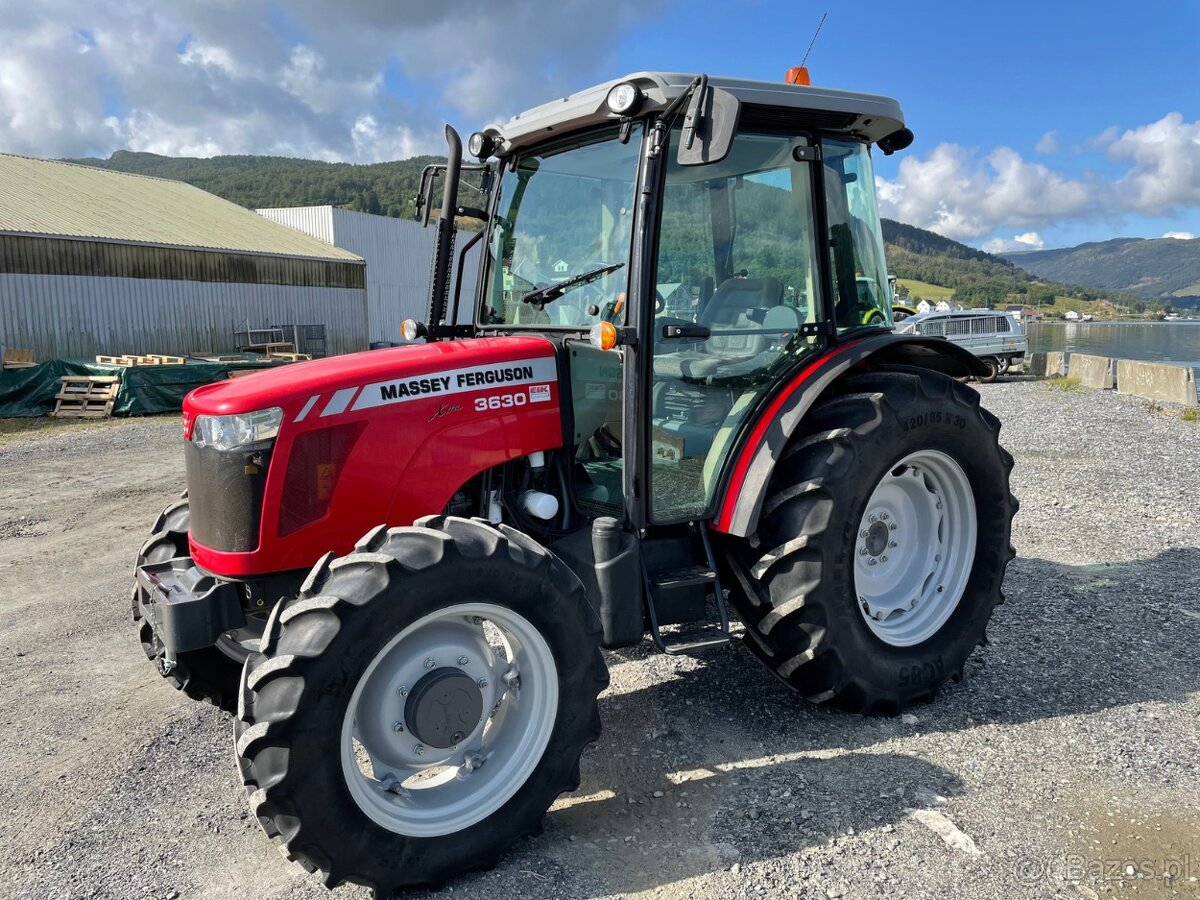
[184,440,272,553]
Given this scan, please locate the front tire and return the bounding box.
[724,368,1016,714]
[235,516,608,894]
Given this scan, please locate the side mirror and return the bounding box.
[877,127,914,156]
[676,86,740,167]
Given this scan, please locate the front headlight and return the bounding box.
[192,407,283,451]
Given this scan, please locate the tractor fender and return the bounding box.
[711,333,988,538]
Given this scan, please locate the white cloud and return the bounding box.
[0,0,668,161]
[982,232,1045,253]
[1102,113,1200,214]
[1162,231,1196,240]
[876,143,1090,241]
[878,113,1200,243]
[1034,130,1058,154]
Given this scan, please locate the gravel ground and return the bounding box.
[1,381,1197,900]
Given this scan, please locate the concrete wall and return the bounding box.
[1116,359,1199,407]
[1068,353,1114,389]
[1045,351,1067,377]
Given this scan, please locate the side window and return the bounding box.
[650,130,822,522]
[821,139,891,331]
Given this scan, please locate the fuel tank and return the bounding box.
[182,337,563,576]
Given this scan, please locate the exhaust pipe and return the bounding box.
[425,125,462,339]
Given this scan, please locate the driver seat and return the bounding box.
[656,276,786,380]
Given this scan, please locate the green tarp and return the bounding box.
[0,358,284,418]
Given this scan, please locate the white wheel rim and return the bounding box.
[339,602,558,837]
[853,450,977,647]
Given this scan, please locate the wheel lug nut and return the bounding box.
[397,685,408,696]
[424,658,435,669]
[457,655,469,666]
[880,512,889,521]
[867,558,877,567]
[414,744,425,756]
[859,530,869,538]
[889,540,897,548]
[393,721,404,733]
[881,555,888,563]
[859,547,868,556]
[889,523,897,531]
[868,514,878,523]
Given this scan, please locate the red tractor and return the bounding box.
[133,71,1015,895]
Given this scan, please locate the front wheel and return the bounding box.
[235,516,608,894]
[724,368,1017,714]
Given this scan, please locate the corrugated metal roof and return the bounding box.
[0,154,362,262]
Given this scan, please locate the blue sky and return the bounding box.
[1,0,1196,251]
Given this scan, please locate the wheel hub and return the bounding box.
[864,519,890,557]
[404,668,484,749]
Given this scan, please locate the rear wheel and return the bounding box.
[724,368,1016,713]
[978,357,1000,383]
[132,497,259,712]
[235,516,608,893]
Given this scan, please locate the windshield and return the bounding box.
[481,128,639,328]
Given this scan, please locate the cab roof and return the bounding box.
[487,71,907,156]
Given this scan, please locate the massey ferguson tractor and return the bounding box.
[132,70,1016,895]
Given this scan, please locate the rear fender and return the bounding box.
[712,333,987,538]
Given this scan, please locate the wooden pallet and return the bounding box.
[2,348,36,369]
[52,375,120,419]
[267,352,312,362]
[144,354,186,365]
[95,355,140,367]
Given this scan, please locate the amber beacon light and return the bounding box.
[785,66,811,86]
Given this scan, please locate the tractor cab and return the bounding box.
[418,73,905,533]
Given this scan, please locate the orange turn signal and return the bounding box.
[785,66,811,86]
[589,321,619,351]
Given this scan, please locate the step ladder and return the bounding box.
[641,522,731,655]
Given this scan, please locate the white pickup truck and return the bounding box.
[895,309,1027,381]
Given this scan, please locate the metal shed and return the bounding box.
[257,207,480,343]
[0,154,369,360]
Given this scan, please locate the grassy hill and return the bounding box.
[68,150,449,219]
[65,150,1163,314]
[1004,236,1200,301]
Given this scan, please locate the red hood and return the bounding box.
[184,336,557,424]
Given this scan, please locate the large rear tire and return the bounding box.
[132,497,250,712]
[235,516,608,894]
[724,368,1016,714]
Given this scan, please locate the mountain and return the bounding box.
[1003,236,1200,301]
[68,150,447,219]
[879,219,1151,311]
[62,150,1159,312]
